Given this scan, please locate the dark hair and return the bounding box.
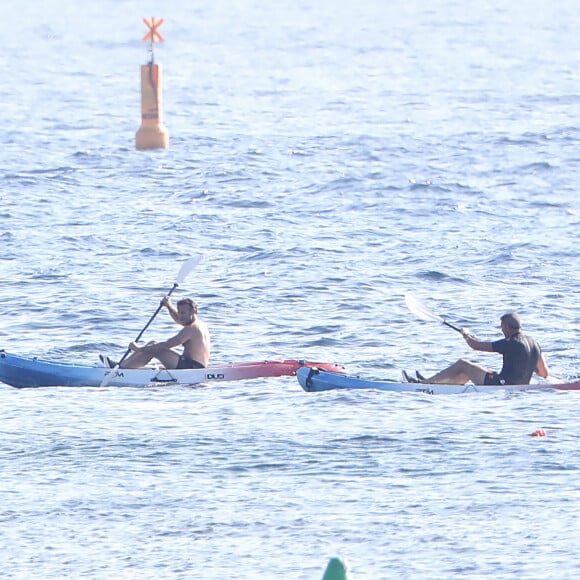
[177,298,197,310]
[501,312,521,330]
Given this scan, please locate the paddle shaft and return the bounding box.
[116,282,178,367]
[443,320,462,334]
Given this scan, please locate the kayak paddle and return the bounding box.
[404,292,462,333]
[100,254,203,387]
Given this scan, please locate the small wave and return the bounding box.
[416,271,469,284]
[518,162,554,172]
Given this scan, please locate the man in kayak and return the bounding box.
[101,297,210,369]
[404,312,549,385]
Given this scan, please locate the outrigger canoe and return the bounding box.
[0,350,345,389]
[297,366,580,395]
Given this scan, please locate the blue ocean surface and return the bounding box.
[1,0,579,578]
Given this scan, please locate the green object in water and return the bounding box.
[322,557,349,580]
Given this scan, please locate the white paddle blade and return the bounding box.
[405,293,445,324]
[176,254,203,285]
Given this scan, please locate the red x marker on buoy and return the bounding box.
[142,17,165,43]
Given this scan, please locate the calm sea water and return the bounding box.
[1,1,579,578]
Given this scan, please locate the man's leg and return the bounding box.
[421,359,489,385]
[121,346,179,369]
[120,350,154,369]
[153,348,180,369]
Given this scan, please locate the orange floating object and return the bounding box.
[135,17,169,150]
[530,429,547,437]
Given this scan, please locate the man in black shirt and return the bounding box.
[412,312,550,386]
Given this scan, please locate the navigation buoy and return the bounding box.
[530,429,547,437]
[322,557,350,580]
[135,17,169,150]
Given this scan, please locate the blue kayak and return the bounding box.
[0,350,345,389]
[296,366,580,395]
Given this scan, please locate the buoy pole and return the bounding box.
[136,17,169,150]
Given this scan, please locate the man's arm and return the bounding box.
[131,328,193,353]
[462,330,493,352]
[162,296,180,323]
[535,352,549,379]
[154,327,194,350]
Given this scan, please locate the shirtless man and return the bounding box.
[405,312,549,386]
[116,297,210,369]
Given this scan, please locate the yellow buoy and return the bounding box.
[135,17,169,150]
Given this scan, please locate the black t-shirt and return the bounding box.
[492,333,541,385]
